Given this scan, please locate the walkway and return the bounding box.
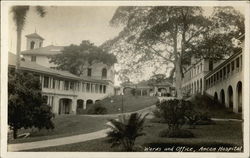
[8,129,110,151]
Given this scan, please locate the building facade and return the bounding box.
[9,33,115,115]
[181,45,243,113]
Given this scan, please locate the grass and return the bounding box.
[24,119,243,152]
[87,95,158,114]
[8,115,112,144]
[190,95,242,119]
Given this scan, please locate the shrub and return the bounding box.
[152,108,161,118]
[157,99,193,131]
[159,129,194,138]
[87,103,107,114]
[76,108,87,115]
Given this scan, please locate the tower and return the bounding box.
[25,32,44,50]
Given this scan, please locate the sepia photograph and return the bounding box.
[1,1,249,158]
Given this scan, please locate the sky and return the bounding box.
[8,6,245,85]
[8,6,122,52]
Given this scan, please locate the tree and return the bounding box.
[8,71,54,139]
[102,6,244,99]
[50,40,117,76]
[107,113,148,151]
[11,6,46,72]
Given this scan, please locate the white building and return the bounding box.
[9,32,115,115]
[181,38,244,113]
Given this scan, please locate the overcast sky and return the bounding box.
[8,6,245,85]
[8,6,122,52]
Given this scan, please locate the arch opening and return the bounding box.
[237,81,242,113]
[220,89,225,106]
[86,99,94,109]
[214,92,218,103]
[59,98,72,114]
[77,99,84,109]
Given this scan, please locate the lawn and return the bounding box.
[25,119,243,152]
[8,115,112,144]
[190,95,242,120]
[89,95,158,114]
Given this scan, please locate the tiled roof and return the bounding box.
[8,53,109,85]
[25,33,44,40]
[21,45,64,56]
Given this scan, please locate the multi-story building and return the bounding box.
[181,38,244,113]
[9,32,115,115]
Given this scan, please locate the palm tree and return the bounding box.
[11,6,46,71]
[107,113,148,151]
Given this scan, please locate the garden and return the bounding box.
[23,96,243,152]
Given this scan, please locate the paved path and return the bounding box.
[8,129,110,152]
[8,105,156,151]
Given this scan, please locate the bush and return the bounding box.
[157,99,193,131]
[159,129,194,138]
[152,108,161,118]
[87,103,107,114]
[76,108,87,115]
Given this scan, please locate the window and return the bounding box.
[64,81,69,90]
[240,55,242,67]
[52,78,56,89]
[227,64,230,73]
[31,56,36,62]
[30,41,35,49]
[223,67,226,77]
[231,61,235,71]
[39,42,42,48]
[86,83,90,92]
[87,68,92,77]
[43,76,49,88]
[95,84,99,93]
[220,69,222,79]
[102,68,107,78]
[236,57,240,68]
[99,85,103,93]
[91,84,94,93]
[103,85,106,93]
[77,82,80,91]
[217,72,219,80]
[57,80,61,89]
[70,82,74,90]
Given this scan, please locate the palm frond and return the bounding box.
[35,6,46,17]
[11,6,30,30]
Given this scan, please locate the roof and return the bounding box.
[8,53,109,85]
[21,45,64,56]
[26,33,44,40]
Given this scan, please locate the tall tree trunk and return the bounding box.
[175,57,183,99]
[15,27,22,72]
[172,30,183,99]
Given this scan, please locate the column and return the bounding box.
[53,96,59,114]
[225,89,229,108]
[233,86,238,113]
[83,100,87,109]
[71,98,77,114]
